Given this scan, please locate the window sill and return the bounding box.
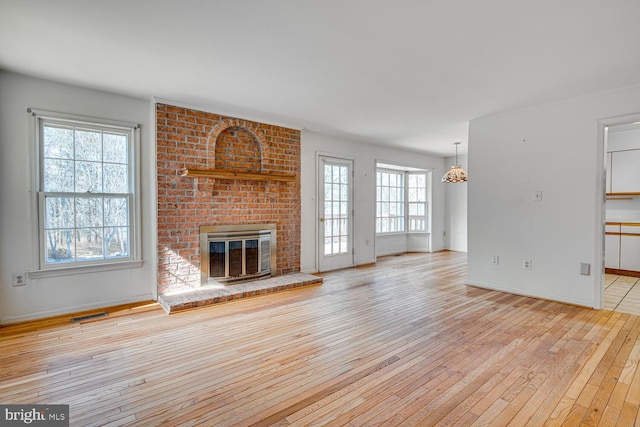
[376,231,430,237]
[27,260,144,279]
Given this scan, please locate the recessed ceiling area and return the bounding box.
[1,0,639,156]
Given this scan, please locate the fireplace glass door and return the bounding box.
[202,228,273,284]
[209,241,226,278]
[245,239,259,275]
[228,240,243,277]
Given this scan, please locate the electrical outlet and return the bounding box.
[522,260,532,270]
[580,263,591,276]
[492,255,499,265]
[12,273,27,287]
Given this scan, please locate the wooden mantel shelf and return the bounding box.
[180,168,296,182]
[606,192,640,196]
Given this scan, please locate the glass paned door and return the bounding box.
[318,156,354,271]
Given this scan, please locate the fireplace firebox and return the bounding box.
[200,224,277,285]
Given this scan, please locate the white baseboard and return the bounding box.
[466,280,596,308]
[0,294,155,325]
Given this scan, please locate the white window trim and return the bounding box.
[26,108,143,278]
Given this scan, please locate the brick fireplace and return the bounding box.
[156,104,301,296]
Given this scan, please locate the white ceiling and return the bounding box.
[1,0,640,156]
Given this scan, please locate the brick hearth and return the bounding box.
[157,272,322,313]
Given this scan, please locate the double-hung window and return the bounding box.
[376,169,405,233]
[376,165,429,235]
[407,174,427,232]
[31,110,140,273]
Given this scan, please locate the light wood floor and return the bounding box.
[2,251,640,426]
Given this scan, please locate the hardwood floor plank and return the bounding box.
[621,336,640,385]
[598,405,621,427]
[466,310,592,425]
[617,402,639,426]
[1,252,640,426]
[471,398,509,427]
[627,361,640,406]
[562,316,627,401]
[584,361,623,425]
[545,395,577,427]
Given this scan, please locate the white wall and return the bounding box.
[445,154,468,252]
[0,72,156,323]
[467,83,640,308]
[300,130,447,273]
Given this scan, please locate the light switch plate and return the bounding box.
[580,263,591,276]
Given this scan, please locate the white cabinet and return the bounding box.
[605,224,620,269]
[620,224,640,271]
[611,150,640,193]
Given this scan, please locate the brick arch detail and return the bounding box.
[206,119,269,169]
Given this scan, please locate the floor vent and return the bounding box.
[70,312,108,323]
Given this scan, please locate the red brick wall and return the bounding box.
[156,104,301,295]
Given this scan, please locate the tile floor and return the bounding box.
[605,273,640,315]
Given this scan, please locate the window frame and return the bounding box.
[407,172,428,232]
[376,168,406,234]
[375,166,429,236]
[28,108,142,278]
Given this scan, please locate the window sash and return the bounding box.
[376,170,405,233]
[39,192,133,266]
[408,201,428,232]
[407,172,428,232]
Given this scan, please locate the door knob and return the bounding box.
[319,217,325,222]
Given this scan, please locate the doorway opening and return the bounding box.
[602,118,640,314]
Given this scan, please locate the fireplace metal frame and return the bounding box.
[200,224,277,286]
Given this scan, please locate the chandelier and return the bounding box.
[442,142,467,183]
